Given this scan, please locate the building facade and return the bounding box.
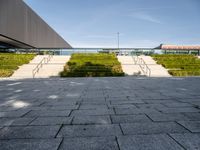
[0,0,71,49]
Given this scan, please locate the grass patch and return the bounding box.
[152,54,200,76]
[0,53,36,77]
[60,53,124,77]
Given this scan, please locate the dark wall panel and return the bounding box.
[0,0,72,48]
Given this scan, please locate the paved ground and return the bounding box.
[0,77,200,150]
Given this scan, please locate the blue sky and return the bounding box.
[24,0,200,48]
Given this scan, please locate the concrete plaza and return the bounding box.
[0,77,200,150]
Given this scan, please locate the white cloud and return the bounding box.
[129,12,162,24]
[128,6,175,12]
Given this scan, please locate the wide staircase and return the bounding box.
[11,55,70,78]
[35,56,70,78]
[117,55,171,77]
[139,56,171,77]
[117,56,144,76]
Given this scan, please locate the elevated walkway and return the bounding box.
[11,55,70,78]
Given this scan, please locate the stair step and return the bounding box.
[11,55,70,78]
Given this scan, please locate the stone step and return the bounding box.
[117,56,144,76]
[11,55,70,78]
[139,56,171,77]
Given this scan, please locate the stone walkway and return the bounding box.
[0,77,200,150]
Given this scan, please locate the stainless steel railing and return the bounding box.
[32,55,53,78]
[132,55,151,77]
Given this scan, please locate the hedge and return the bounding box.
[60,53,124,77]
[0,53,36,77]
[152,54,200,76]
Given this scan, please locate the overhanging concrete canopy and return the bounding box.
[0,0,72,49]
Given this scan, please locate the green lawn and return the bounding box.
[152,54,200,76]
[60,53,124,77]
[0,53,36,77]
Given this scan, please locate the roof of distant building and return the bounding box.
[160,44,200,50]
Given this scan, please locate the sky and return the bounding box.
[24,0,200,48]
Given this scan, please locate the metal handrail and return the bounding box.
[32,55,53,78]
[132,55,151,77]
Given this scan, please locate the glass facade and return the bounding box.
[1,48,200,56]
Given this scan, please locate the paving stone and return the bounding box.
[82,96,105,99]
[0,125,60,139]
[79,104,108,110]
[82,94,105,98]
[0,110,30,118]
[71,109,114,116]
[81,101,107,105]
[136,94,171,100]
[170,133,200,150]
[143,99,178,104]
[0,138,62,150]
[163,102,193,108]
[28,106,76,111]
[43,101,77,106]
[117,134,184,150]
[59,137,119,150]
[177,121,200,132]
[73,115,111,125]
[156,107,200,113]
[115,108,160,115]
[147,113,190,122]
[106,95,127,98]
[110,100,144,105]
[49,105,79,110]
[177,99,200,103]
[30,117,72,125]
[82,97,106,101]
[0,118,34,126]
[106,97,129,101]
[183,112,200,121]
[0,106,19,111]
[25,110,71,117]
[190,101,200,107]
[108,104,137,109]
[57,124,122,137]
[121,122,188,135]
[111,114,151,123]
[24,106,49,111]
[136,103,165,109]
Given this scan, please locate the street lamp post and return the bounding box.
[117,32,120,49]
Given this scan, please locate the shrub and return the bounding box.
[152,54,200,76]
[60,53,124,77]
[0,53,36,77]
